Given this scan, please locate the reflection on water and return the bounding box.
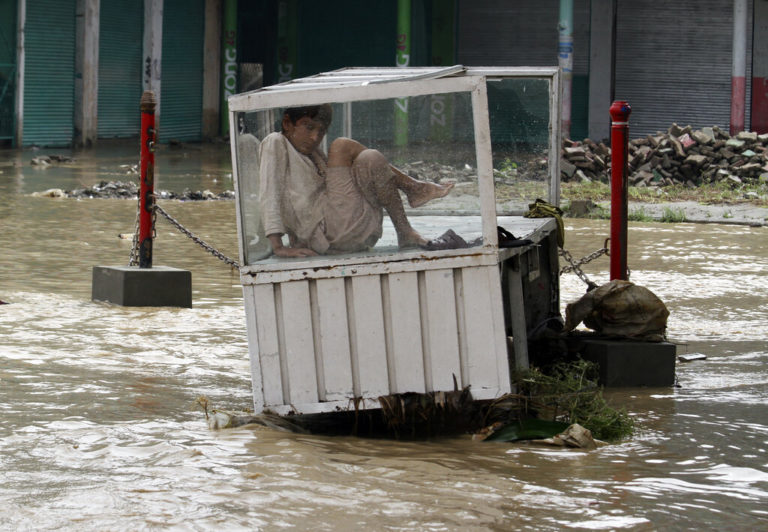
[1,148,767,529]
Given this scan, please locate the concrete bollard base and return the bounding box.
[92,265,192,308]
[571,338,677,387]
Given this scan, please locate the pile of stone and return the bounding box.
[397,160,478,184]
[399,154,548,185]
[35,180,235,201]
[561,124,768,188]
[30,154,75,166]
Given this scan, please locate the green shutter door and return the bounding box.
[0,1,17,142]
[23,0,76,147]
[98,0,143,138]
[160,0,204,142]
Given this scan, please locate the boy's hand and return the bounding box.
[268,233,317,257]
[273,246,317,258]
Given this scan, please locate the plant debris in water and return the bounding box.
[197,360,633,444]
[504,359,634,442]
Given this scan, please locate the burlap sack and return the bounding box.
[564,280,669,341]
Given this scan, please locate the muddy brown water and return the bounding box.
[1,146,767,530]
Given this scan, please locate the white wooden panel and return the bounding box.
[267,397,382,416]
[349,276,390,398]
[243,251,499,284]
[313,278,354,401]
[486,265,512,393]
[506,259,530,372]
[461,266,504,392]
[251,284,283,407]
[243,286,264,412]
[453,271,470,389]
[422,269,462,391]
[384,272,426,393]
[279,281,319,405]
[240,242,502,279]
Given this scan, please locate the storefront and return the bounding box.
[13,0,207,147]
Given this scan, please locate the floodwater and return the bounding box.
[1,144,767,530]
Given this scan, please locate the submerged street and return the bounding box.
[1,144,767,530]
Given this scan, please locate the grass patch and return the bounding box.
[628,206,653,222]
[660,206,687,223]
[562,181,768,206]
[586,204,610,219]
[562,181,611,202]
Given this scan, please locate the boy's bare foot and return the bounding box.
[397,229,429,249]
[406,182,454,208]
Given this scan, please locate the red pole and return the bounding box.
[139,91,157,269]
[730,0,747,135]
[609,100,631,281]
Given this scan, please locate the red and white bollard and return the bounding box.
[139,91,157,268]
[609,100,631,281]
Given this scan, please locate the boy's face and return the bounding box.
[283,115,327,155]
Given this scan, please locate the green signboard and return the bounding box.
[277,0,297,83]
[394,0,410,146]
[221,0,237,135]
[429,0,454,141]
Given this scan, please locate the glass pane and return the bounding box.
[233,92,482,266]
[487,77,552,214]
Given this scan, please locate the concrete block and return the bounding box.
[575,338,676,387]
[92,265,192,308]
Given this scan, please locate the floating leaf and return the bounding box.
[484,418,569,442]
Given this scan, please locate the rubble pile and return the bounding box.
[399,154,548,186]
[397,160,478,184]
[561,124,768,188]
[36,180,235,201]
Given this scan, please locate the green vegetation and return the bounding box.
[628,206,653,222]
[562,181,611,202]
[585,205,610,220]
[660,206,687,223]
[509,360,635,442]
[562,180,768,206]
[498,157,518,174]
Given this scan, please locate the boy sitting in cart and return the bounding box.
[258,104,455,258]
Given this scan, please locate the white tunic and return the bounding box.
[258,132,382,254]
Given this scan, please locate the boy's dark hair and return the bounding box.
[283,104,333,129]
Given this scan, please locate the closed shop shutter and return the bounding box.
[160,0,204,142]
[457,0,591,139]
[23,0,76,147]
[0,1,16,142]
[615,0,752,137]
[458,0,588,71]
[98,0,144,138]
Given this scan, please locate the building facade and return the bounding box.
[2,0,766,148]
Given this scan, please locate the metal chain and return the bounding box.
[559,246,608,275]
[128,200,140,266]
[549,257,560,315]
[558,239,635,290]
[558,246,606,291]
[154,203,240,269]
[127,192,158,265]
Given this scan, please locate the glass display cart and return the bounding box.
[228,66,561,415]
